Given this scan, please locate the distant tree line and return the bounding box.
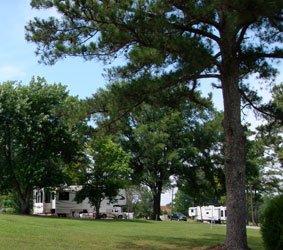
[0,77,281,225]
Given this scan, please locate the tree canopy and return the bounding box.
[88,82,225,220]
[0,77,83,214]
[75,136,131,219]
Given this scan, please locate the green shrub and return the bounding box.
[0,194,17,214]
[2,207,16,214]
[0,195,14,208]
[260,195,283,250]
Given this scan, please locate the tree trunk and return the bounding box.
[254,189,258,226]
[220,39,248,249]
[18,196,31,215]
[94,201,101,219]
[250,185,255,226]
[151,185,162,221]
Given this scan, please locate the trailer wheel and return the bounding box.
[118,215,123,219]
[102,214,107,219]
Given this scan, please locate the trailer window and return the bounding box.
[45,191,51,203]
[225,210,227,217]
[59,192,69,201]
[221,210,223,217]
[36,191,43,203]
[191,209,194,213]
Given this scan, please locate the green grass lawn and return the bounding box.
[0,215,263,249]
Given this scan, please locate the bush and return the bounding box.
[0,195,17,214]
[260,195,283,250]
[0,195,14,208]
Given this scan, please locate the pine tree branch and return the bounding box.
[241,50,283,60]
[188,27,220,43]
[253,52,283,59]
[172,23,220,43]
[236,24,251,49]
[238,88,276,119]
[198,74,221,79]
[168,1,220,29]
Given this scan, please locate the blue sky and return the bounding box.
[0,1,282,205]
[0,0,108,98]
[0,1,222,103]
[1,1,281,110]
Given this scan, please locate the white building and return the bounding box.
[33,186,127,218]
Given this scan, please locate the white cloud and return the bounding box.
[0,65,26,81]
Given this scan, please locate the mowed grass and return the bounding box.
[0,215,263,249]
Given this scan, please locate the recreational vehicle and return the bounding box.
[188,205,227,223]
[33,186,127,219]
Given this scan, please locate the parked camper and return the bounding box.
[188,205,227,223]
[33,186,127,219]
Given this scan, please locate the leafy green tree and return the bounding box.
[260,84,283,127]
[245,85,283,224]
[245,136,266,225]
[127,106,184,220]
[245,120,282,226]
[257,84,283,176]
[132,186,153,219]
[172,190,193,215]
[116,104,184,220]
[75,137,130,219]
[248,85,283,205]
[90,85,222,220]
[177,112,225,206]
[123,187,136,213]
[92,85,218,220]
[260,195,283,250]
[26,1,283,248]
[0,78,82,214]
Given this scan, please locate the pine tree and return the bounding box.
[26,1,283,248]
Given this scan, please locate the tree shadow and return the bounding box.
[116,233,262,249]
[116,234,223,249]
[25,215,151,224]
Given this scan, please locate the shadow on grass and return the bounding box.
[116,234,262,249]
[19,214,152,224]
[116,234,223,249]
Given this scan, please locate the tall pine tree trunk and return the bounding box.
[221,42,248,249]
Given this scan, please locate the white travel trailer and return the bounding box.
[188,205,227,223]
[33,186,127,219]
